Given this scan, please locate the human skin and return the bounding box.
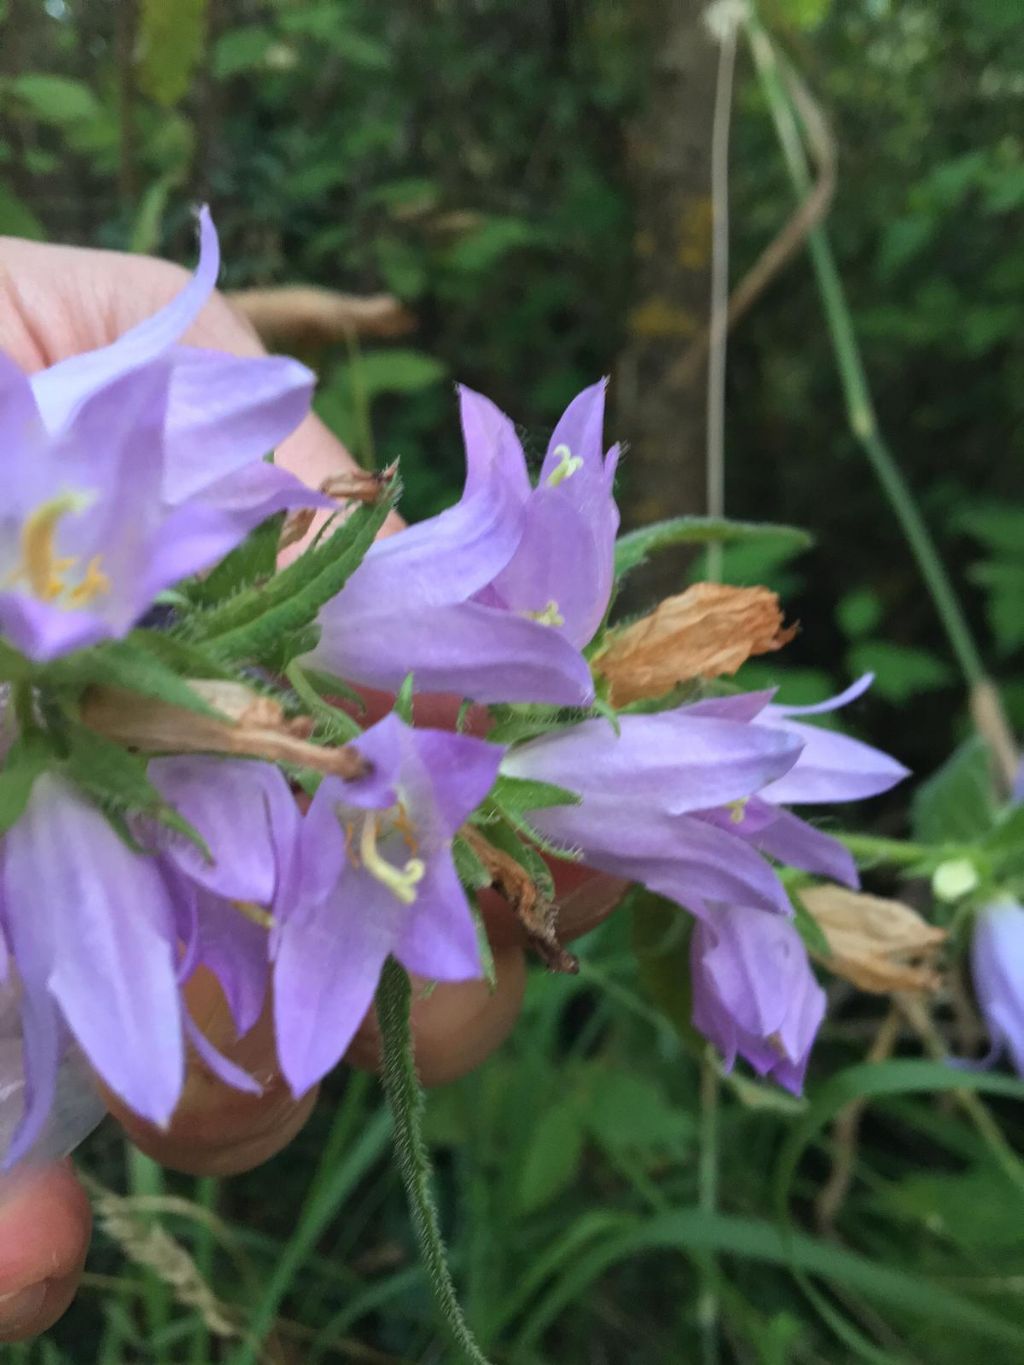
[0,234,624,1340]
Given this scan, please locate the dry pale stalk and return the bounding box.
[228,285,415,348]
[82,681,368,780]
[594,582,796,706]
[800,884,946,994]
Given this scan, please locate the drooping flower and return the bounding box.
[970,899,1024,1076]
[1,774,185,1164]
[685,675,910,887]
[272,712,503,1096]
[502,707,805,918]
[690,903,825,1094]
[0,209,328,662]
[306,382,618,705]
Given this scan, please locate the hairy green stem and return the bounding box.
[745,11,987,692]
[375,957,493,1365]
[697,1052,721,1365]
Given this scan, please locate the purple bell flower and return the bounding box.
[272,712,503,1096]
[691,903,825,1094]
[686,676,909,887]
[971,899,1024,1076]
[0,209,328,662]
[307,382,618,705]
[502,706,804,919]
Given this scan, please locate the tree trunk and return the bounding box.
[616,0,718,603]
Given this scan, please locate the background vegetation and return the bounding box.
[3,0,1024,1361]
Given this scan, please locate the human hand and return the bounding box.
[0,233,554,1339]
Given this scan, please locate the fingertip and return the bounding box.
[0,1163,91,1340]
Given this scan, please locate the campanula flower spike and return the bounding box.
[0,209,327,662]
[272,713,503,1098]
[307,382,619,704]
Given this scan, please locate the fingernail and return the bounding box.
[0,1281,48,1330]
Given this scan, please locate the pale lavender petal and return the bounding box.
[539,378,610,493]
[745,804,859,887]
[759,718,909,805]
[388,722,503,836]
[0,353,50,516]
[310,599,595,706]
[334,481,524,618]
[972,901,1024,1076]
[398,852,481,982]
[190,460,333,524]
[273,869,399,1096]
[458,385,531,504]
[3,992,62,1169]
[770,674,874,717]
[184,1012,261,1095]
[191,888,270,1037]
[148,757,290,904]
[4,776,184,1125]
[486,488,611,648]
[505,712,801,815]
[30,208,220,432]
[0,592,110,661]
[160,348,314,504]
[682,690,776,722]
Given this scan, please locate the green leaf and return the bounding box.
[60,725,210,858]
[452,834,492,892]
[187,514,285,609]
[793,893,833,959]
[348,348,447,398]
[583,1070,693,1157]
[0,640,34,682]
[516,1097,585,1215]
[443,216,550,274]
[630,889,699,1048]
[136,0,206,107]
[477,816,556,900]
[491,773,581,815]
[8,74,102,127]
[211,25,274,79]
[191,491,395,660]
[393,673,415,725]
[0,733,52,834]
[128,629,234,681]
[614,516,812,579]
[835,588,882,640]
[0,181,44,239]
[847,640,954,702]
[912,736,998,844]
[285,661,362,742]
[45,639,223,718]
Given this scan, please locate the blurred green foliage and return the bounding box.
[3,0,1024,1361]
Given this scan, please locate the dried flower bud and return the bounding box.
[593,582,797,706]
[800,884,946,994]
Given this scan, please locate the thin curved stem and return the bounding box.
[375,957,492,1365]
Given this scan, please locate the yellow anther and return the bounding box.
[233,900,275,929]
[68,555,111,606]
[8,492,110,610]
[727,799,748,825]
[359,813,426,905]
[524,599,565,628]
[546,443,584,487]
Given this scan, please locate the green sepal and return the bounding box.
[185,512,285,608]
[60,724,212,860]
[285,661,362,742]
[0,731,53,833]
[44,637,224,717]
[394,673,415,724]
[453,831,496,892]
[473,816,556,900]
[490,772,581,814]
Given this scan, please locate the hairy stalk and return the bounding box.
[697,1052,722,1365]
[376,957,492,1365]
[745,10,987,694]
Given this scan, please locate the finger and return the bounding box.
[345,945,527,1086]
[105,968,318,1178]
[0,1162,91,1342]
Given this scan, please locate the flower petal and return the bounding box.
[759,718,909,804]
[160,348,314,504]
[30,208,220,432]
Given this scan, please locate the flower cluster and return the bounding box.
[0,211,909,1167]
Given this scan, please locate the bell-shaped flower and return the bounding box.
[970,899,1024,1076]
[685,676,909,887]
[307,382,618,705]
[502,706,805,919]
[0,209,328,662]
[143,756,300,1067]
[690,902,825,1094]
[0,775,185,1164]
[272,713,503,1097]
